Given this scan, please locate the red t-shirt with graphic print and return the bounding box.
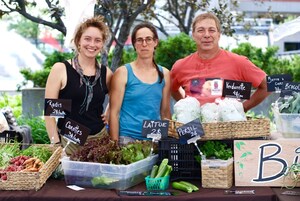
[170,49,266,106]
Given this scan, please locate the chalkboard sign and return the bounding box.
[280,81,300,97]
[61,117,90,145]
[142,120,169,139]
[44,98,71,117]
[222,79,252,100]
[176,118,204,145]
[266,74,292,92]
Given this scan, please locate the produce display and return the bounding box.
[276,92,300,114]
[196,141,233,161]
[273,92,300,137]
[70,133,156,164]
[145,159,172,190]
[172,181,199,193]
[173,97,246,124]
[0,143,53,181]
[149,158,172,178]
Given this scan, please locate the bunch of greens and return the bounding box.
[70,133,121,164]
[21,145,53,163]
[0,142,20,168]
[121,140,155,164]
[196,141,233,162]
[278,92,300,114]
[70,133,155,164]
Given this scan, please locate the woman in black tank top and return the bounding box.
[44,16,113,155]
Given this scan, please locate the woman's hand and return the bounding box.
[101,113,108,125]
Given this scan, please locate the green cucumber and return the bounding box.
[179,181,199,191]
[157,159,168,173]
[163,165,172,177]
[150,165,158,178]
[172,181,193,193]
[155,163,168,178]
[155,159,169,178]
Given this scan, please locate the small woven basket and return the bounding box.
[0,144,62,191]
[145,175,170,191]
[168,117,270,140]
[201,158,233,189]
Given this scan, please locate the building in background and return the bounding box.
[230,0,300,55]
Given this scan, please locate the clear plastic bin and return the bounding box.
[274,113,300,138]
[61,154,158,190]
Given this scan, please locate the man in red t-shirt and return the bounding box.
[171,12,270,112]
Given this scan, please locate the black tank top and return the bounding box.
[57,61,108,135]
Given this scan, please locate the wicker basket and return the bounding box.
[201,158,233,189]
[168,117,270,140]
[0,144,62,191]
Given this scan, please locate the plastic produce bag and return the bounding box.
[216,98,246,122]
[200,103,220,123]
[174,97,201,124]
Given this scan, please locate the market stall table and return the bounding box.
[0,179,278,201]
[272,188,300,201]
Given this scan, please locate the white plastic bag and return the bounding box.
[174,97,201,124]
[216,98,246,122]
[200,103,220,123]
[0,112,9,132]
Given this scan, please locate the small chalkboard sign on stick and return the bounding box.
[142,120,169,140]
[44,98,71,117]
[280,81,300,97]
[176,118,204,145]
[61,117,90,146]
[222,79,252,100]
[176,118,206,159]
[266,74,292,92]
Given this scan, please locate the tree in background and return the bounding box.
[0,0,240,71]
[0,0,154,71]
[7,16,39,46]
[94,0,154,71]
[149,0,239,37]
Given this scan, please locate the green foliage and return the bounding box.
[0,93,22,118]
[43,51,74,69]
[20,51,74,88]
[231,42,300,82]
[121,47,137,65]
[7,15,39,39]
[155,33,196,70]
[17,116,50,144]
[199,141,233,160]
[108,47,136,67]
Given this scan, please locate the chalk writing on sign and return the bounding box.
[44,98,71,117]
[176,118,204,145]
[222,80,252,100]
[142,120,169,139]
[62,118,90,146]
[266,74,292,92]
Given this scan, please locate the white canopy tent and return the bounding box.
[272,17,300,42]
[59,0,96,49]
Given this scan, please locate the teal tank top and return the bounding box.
[119,63,165,140]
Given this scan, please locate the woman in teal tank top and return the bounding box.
[109,22,171,144]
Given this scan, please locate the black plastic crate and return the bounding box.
[158,138,201,180]
[0,130,22,143]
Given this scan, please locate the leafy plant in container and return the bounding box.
[282,163,300,189]
[272,92,300,137]
[196,141,234,189]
